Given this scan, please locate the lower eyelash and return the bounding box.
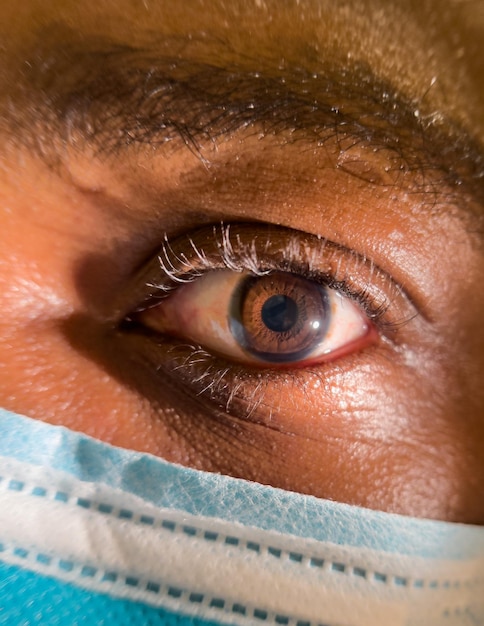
[164,342,286,423]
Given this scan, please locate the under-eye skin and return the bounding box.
[117,223,417,421]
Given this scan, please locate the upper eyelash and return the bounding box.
[141,222,401,331]
[151,223,270,291]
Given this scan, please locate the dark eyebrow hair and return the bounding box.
[7,36,484,209]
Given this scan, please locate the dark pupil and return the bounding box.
[261,294,299,333]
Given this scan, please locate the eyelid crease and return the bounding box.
[120,222,418,336]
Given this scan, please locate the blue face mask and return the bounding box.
[0,407,482,626]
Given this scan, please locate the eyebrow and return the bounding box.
[8,36,484,208]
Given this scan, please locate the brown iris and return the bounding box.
[229,272,330,363]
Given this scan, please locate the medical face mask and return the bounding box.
[0,408,482,626]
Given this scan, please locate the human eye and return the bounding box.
[139,268,371,368]
[119,222,413,421]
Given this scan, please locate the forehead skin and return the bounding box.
[0,0,483,525]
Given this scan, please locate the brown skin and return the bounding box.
[0,0,483,523]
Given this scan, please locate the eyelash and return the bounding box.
[124,222,409,420]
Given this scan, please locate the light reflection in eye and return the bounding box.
[137,268,373,367]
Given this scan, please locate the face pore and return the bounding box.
[0,0,483,524]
